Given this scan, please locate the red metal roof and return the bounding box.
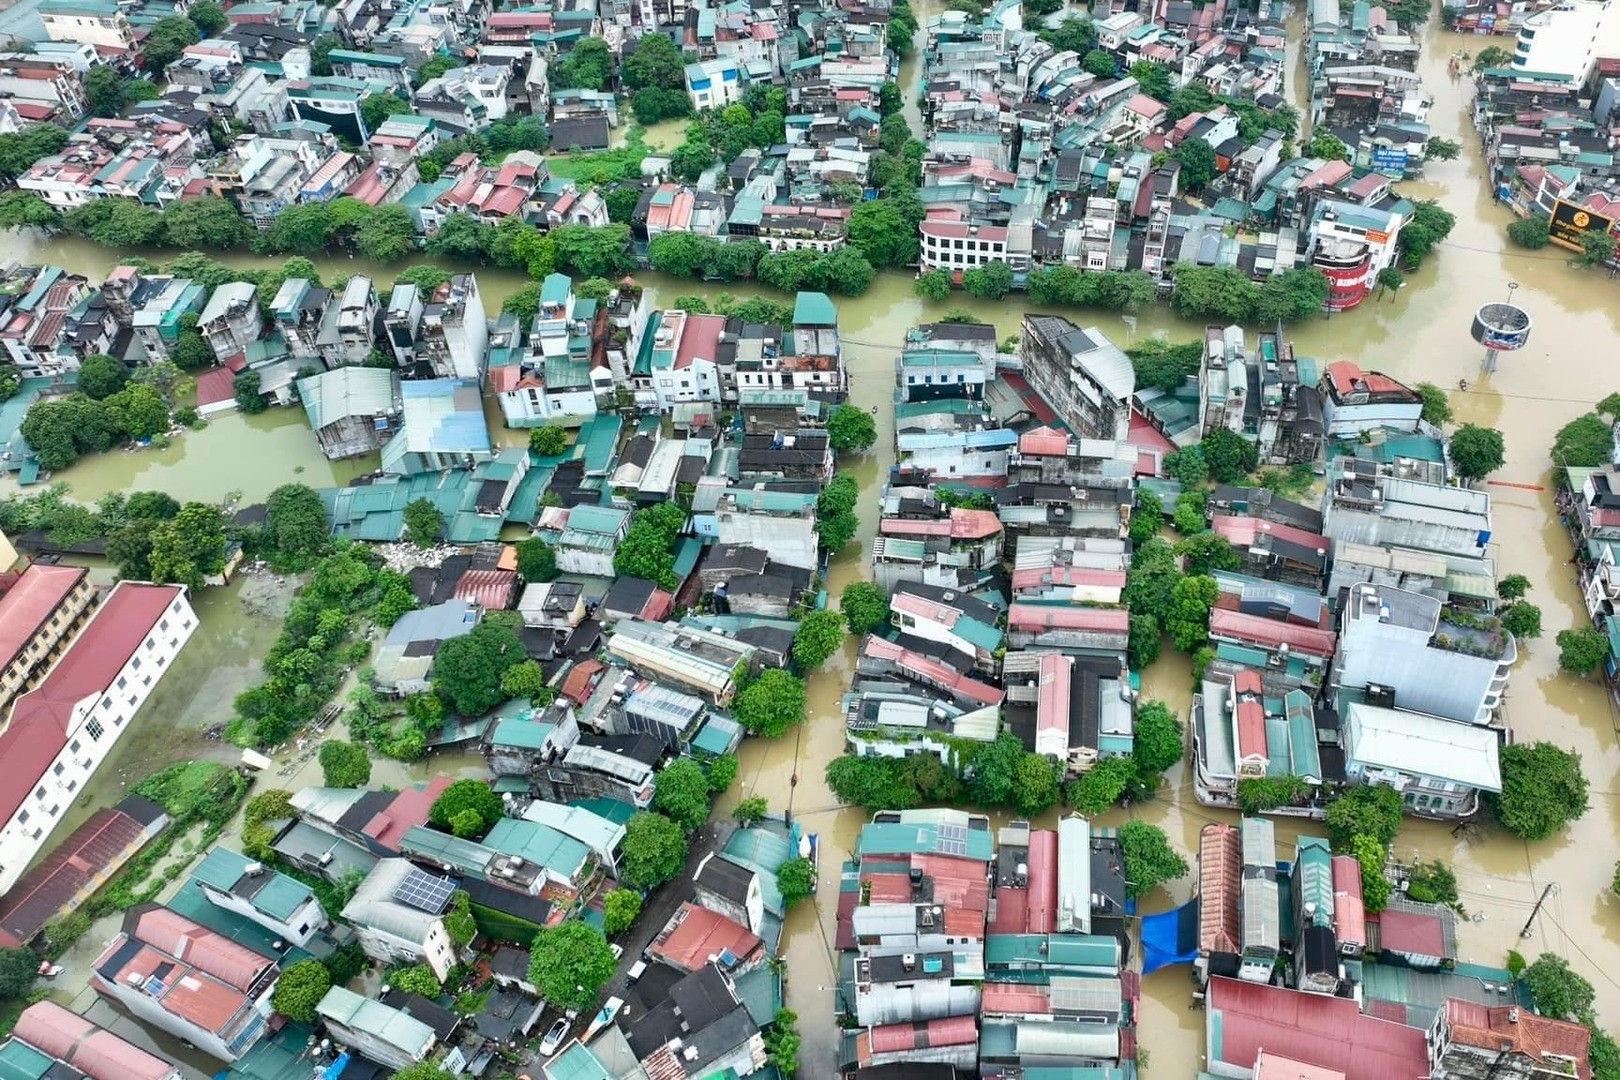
[1331,855,1366,949]
[981,982,1050,1016]
[1017,425,1068,455]
[561,659,605,705]
[1199,824,1242,953]
[1375,906,1447,959]
[95,940,248,1035]
[0,802,160,948]
[1236,698,1267,762]
[912,854,989,916]
[1026,828,1057,934]
[0,564,85,674]
[1207,977,1429,1080]
[130,907,273,991]
[988,885,1028,934]
[1011,566,1127,592]
[675,313,725,370]
[1445,999,1592,1080]
[652,902,763,973]
[13,1000,176,1080]
[0,583,182,828]
[949,508,1002,539]
[1254,1053,1346,1080]
[1210,514,1331,558]
[856,1016,978,1064]
[1209,608,1337,658]
[194,367,235,406]
[453,569,519,611]
[1007,604,1129,633]
[364,775,453,851]
[860,636,1004,706]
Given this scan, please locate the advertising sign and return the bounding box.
[1370,147,1409,177]
[1549,198,1617,253]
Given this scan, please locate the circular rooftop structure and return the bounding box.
[1471,302,1532,352]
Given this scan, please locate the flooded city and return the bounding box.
[1,2,1619,1076]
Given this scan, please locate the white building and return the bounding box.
[715,488,819,571]
[38,0,134,50]
[190,847,330,948]
[341,858,460,981]
[316,987,437,1072]
[1512,0,1620,84]
[684,58,744,111]
[0,582,195,895]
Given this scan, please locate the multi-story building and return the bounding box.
[417,274,488,380]
[316,988,437,1071]
[38,0,134,49]
[0,54,88,116]
[342,859,460,980]
[92,906,278,1063]
[6,999,181,1080]
[1019,315,1135,441]
[0,564,94,716]
[0,582,196,895]
[1341,700,1502,818]
[197,282,262,363]
[1510,0,1620,84]
[189,847,329,948]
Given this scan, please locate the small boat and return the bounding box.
[583,997,624,1043]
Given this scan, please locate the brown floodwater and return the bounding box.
[6,10,1620,1074]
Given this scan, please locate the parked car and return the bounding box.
[540,1018,570,1056]
[627,960,647,984]
[610,943,624,961]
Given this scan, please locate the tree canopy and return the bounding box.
[528,921,616,1012]
[621,811,689,888]
[792,611,846,669]
[1557,627,1609,675]
[841,581,890,636]
[734,669,807,738]
[1118,820,1189,899]
[432,621,527,715]
[654,758,713,831]
[515,538,558,583]
[264,484,331,568]
[429,779,503,835]
[602,888,642,935]
[1449,424,1505,480]
[402,498,445,547]
[318,740,371,788]
[777,857,815,907]
[827,403,878,452]
[271,958,331,1022]
[1487,741,1588,841]
[1200,428,1259,484]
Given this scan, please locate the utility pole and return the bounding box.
[1520,882,1557,939]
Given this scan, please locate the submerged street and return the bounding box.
[4,7,1620,1075]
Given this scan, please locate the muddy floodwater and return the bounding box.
[5,8,1620,1075]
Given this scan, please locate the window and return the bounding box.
[69,740,80,754]
[52,762,64,776]
[34,787,45,802]
[132,657,142,671]
[87,717,104,741]
[18,810,28,825]
[116,676,127,690]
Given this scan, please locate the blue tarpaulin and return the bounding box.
[1141,899,1200,975]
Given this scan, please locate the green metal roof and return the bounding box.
[0,1036,53,1080]
[540,273,572,306]
[190,847,315,921]
[543,1041,613,1080]
[483,818,590,876]
[491,718,557,749]
[858,819,993,861]
[954,616,1004,652]
[569,797,636,825]
[792,291,837,326]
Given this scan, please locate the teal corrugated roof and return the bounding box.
[792,291,837,326]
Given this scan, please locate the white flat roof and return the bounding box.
[1344,702,1501,791]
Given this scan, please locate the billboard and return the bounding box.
[1549,198,1617,253]
[1370,147,1409,177]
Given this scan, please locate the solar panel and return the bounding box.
[393,868,456,914]
[938,823,968,856]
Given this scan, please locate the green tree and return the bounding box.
[450,807,484,838]
[962,260,1013,300]
[1128,614,1162,670]
[827,403,877,452]
[1165,445,1209,487]
[764,1009,802,1077]
[968,731,1025,808]
[163,196,253,250]
[78,353,129,400]
[402,498,445,547]
[706,753,738,794]
[1305,130,1349,160]
[529,424,569,456]
[1011,751,1063,815]
[1499,573,1532,600]
[318,740,372,787]
[1177,532,1240,577]
[84,66,138,118]
[432,621,526,715]
[514,538,558,582]
[1376,266,1406,297]
[734,669,807,738]
[1324,785,1402,850]
[1500,602,1542,639]
[1579,229,1618,268]
[412,54,462,89]
[733,796,769,825]
[776,857,815,908]
[500,659,547,701]
[621,811,688,888]
[792,611,846,668]
[1449,424,1505,479]
[188,0,227,32]
[1472,45,1514,70]
[1129,60,1174,100]
[554,38,611,89]
[271,958,331,1021]
[429,779,503,833]
[1507,216,1551,250]
[1165,574,1219,652]
[848,192,925,268]
[550,223,631,279]
[148,502,227,589]
[1415,382,1452,426]
[0,191,60,232]
[1487,741,1588,841]
[1128,489,1165,546]
[602,888,642,935]
[1522,953,1595,1022]
[1132,700,1184,778]
[655,758,713,831]
[1066,755,1136,815]
[1081,48,1116,77]
[1173,138,1218,189]
[528,921,614,1012]
[1352,834,1393,913]
[233,370,266,413]
[353,204,416,262]
[1172,490,1208,536]
[392,1066,453,1080]
[140,16,201,72]
[264,483,330,566]
[1553,412,1613,467]
[1397,200,1457,268]
[841,581,889,635]
[1253,267,1330,322]
[1201,427,1259,483]
[915,269,952,301]
[389,964,441,997]
[359,91,413,134]
[1118,820,1189,899]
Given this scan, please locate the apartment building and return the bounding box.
[0,565,95,716]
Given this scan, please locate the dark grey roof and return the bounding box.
[707,545,769,575]
[488,944,530,981]
[695,854,756,904]
[460,876,552,928]
[625,965,744,1059]
[335,790,393,834]
[116,794,169,827]
[893,580,1001,628]
[600,576,658,617]
[581,732,664,766]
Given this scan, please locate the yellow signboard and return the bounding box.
[1549,199,1616,253]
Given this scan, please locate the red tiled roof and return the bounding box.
[1199,823,1242,953]
[560,659,605,705]
[0,584,182,828]
[1322,360,1409,399]
[1209,608,1337,658]
[1445,999,1592,1080]
[652,902,763,973]
[0,564,85,675]
[0,802,160,949]
[1331,855,1366,949]
[13,1000,176,1080]
[1207,977,1430,1080]
[364,776,453,851]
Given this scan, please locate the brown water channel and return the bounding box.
[4,11,1620,1074]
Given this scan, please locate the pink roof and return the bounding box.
[1207,977,1430,1080]
[890,589,963,630]
[982,983,1051,1016]
[1255,1054,1346,1080]
[920,219,1008,242]
[911,854,989,915]
[1331,855,1366,948]
[454,569,518,610]
[1026,828,1057,934]
[989,884,1028,934]
[1007,604,1129,633]
[345,162,391,206]
[861,636,1004,706]
[13,1000,175,1080]
[1011,566,1126,592]
[675,313,725,370]
[364,775,453,852]
[1018,425,1070,456]
[1036,652,1069,737]
[1210,514,1331,558]
[856,1016,977,1064]
[1208,608,1337,658]
[1199,824,1242,953]
[1375,906,1447,959]
[94,940,248,1036]
[481,186,527,218]
[0,565,85,674]
[0,584,182,828]
[129,907,271,991]
[1125,93,1167,118]
[949,509,1002,539]
[194,366,235,406]
[1236,698,1267,762]
[489,366,522,393]
[653,902,763,972]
